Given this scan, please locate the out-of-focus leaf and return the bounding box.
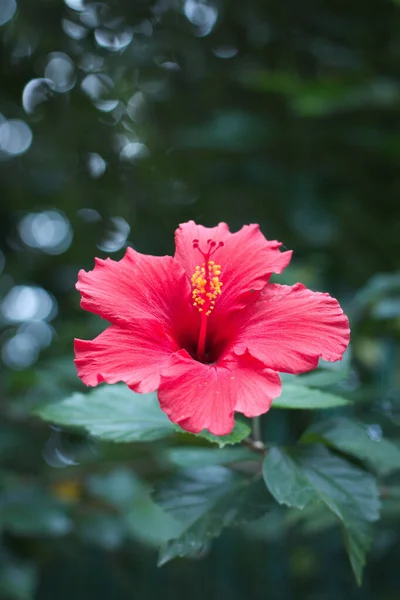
[272,383,350,409]
[86,468,145,508]
[154,466,270,565]
[371,297,400,319]
[164,447,257,468]
[240,70,400,116]
[350,272,400,321]
[0,485,72,537]
[382,485,400,500]
[36,385,176,442]
[76,512,125,550]
[353,272,400,305]
[175,111,271,151]
[0,560,37,600]
[192,420,251,447]
[263,445,380,585]
[302,417,400,476]
[85,467,183,548]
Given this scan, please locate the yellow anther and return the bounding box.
[191,261,222,315]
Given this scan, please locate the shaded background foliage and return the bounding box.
[1,0,400,599]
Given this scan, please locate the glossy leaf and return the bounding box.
[192,420,252,447]
[263,447,315,509]
[36,385,177,442]
[302,417,400,476]
[272,383,350,410]
[154,466,270,565]
[263,445,380,584]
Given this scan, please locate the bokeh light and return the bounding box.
[0,0,17,27]
[2,332,40,370]
[44,52,76,93]
[0,119,32,157]
[22,78,56,114]
[18,210,73,255]
[184,0,218,37]
[2,285,57,322]
[97,216,130,252]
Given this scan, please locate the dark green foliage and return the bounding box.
[154,467,270,566]
[263,445,381,584]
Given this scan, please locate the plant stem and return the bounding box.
[252,416,262,443]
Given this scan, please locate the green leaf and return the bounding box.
[76,512,125,551]
[272,383,350,410]
[190,420,251,447]
[85,467,183,548]
[263,447,315,509]
[0,485,72,537]
[36,384,176,442]
[298,446,380,585]
[86,468,146,508]
[164,447,257,468]
[0,560,37,600]
[302,417,400,476]
[351,272,400,312]
[37,385,251,445]
[154,466,270,565]
[124,495,184,548]
[263,445,380,585]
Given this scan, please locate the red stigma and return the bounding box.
[192,239,224,259]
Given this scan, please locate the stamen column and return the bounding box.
[191,239,223,361]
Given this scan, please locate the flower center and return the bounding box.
[191,238,224,362]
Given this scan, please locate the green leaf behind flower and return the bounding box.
[191,420,251,447]
[36,385,176,442]
[36,384,251,445]
[302,417,400,476]
[154,466,270,565]
[263,445,380,585]
[272,383,350,410]
[164,447,257,468]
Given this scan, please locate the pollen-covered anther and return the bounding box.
[191,260,223,314]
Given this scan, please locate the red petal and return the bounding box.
[174,221,292,315]
[76,247,195,337]
[158,350,282,435]
[233,283,350,374]
[74,322,178,393]
[232,352,282,417]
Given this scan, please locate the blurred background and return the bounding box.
[1,0,400,598]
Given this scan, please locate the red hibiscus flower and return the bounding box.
[74,221,350,435]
